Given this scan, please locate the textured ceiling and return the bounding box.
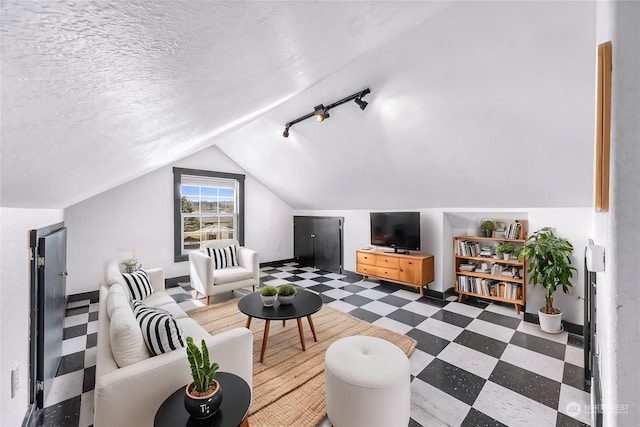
[1,1,596,211]
[1,0,453,208]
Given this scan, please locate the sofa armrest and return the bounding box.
[146,267,165,293]
[189,250,211,295]
[94,327,253,427]
[237,247,259,283]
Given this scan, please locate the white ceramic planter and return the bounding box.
[261,295,277,307]
[538,309,563,334]
[503,253,510,260]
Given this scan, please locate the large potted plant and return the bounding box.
[518,227,576,333]
[184,336,222,419]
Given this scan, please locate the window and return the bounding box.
[173,168,244,262]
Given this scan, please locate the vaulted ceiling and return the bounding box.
[1,1,596,210]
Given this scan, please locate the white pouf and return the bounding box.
[324,335,411,427]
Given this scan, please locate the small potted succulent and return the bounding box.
[277,284,297,305]
[480,220,495,238]
[495,242,516,260]
[260,286,278,307]
[122,258,139,273]
[184,336,221,419]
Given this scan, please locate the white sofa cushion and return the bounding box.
[212,266,253,285]
[206,244,239,269]
[122,269,154,301]
[133,301,186,356]
[109,305,150,367]
[142,292,176,307]
[107,285,129,319]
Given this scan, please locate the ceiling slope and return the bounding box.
[0,0,453,208]
[217,1,597,210]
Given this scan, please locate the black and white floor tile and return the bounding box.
[36,262,591,426]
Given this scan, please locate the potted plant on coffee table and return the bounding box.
[495,242,515,260]
[518,227,576,334]
[277,284,297,305]
[480,220,495,237]
[184,336,221,419]
[260,285,278,307]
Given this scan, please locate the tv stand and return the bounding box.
[356,249,434,296]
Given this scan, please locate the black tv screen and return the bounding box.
[370,212,421,251]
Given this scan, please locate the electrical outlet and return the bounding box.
[11,364,19,398]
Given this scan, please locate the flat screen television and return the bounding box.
[370,212,421,253]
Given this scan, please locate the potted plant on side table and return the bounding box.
[184,336,221,419]
[480,220,495,237]
[495,242,515,260]
[260,285,278,307]
[518,227,576,334]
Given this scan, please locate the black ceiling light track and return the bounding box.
[283,88,370,138]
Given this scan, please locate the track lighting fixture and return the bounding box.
[282,88,370,138]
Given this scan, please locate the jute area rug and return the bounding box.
[189,298,417,427]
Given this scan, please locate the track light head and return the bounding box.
[283,125,290,138]
[354,97,368,110]
[313,105,330,122]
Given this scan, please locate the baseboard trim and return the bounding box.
[524,312,583,336]
[260,258,297,268]
[68,290,99,302]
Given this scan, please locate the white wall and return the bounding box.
[64,145,293,295]
[0,208,64,426]
[294,207,591,325]
[594,1,640,424]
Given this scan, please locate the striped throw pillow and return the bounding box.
[206,245,239,269]
[132,301,185,356]
[122,268,154,301]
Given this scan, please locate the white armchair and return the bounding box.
[188,239,259,304]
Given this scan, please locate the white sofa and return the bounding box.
[95,259,253,427]
[188,239,259,304]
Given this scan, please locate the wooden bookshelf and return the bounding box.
[454,235,526,314]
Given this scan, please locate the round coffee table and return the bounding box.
[154,372,250,427]
[238,289,323,362]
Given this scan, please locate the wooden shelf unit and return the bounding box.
[356,249,434,296]
[454,236,526,314]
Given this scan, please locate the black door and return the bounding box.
[28,223,67,412]
[313,217,342,273]
[293,217,314,266]
[293,216,343,274]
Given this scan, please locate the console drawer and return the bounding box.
[376,267,399,281]
[357,252,376,266]
[376,256,399,268]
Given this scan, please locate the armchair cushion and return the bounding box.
[133,301,185,356]
[122,269,154,301]
[213,266,254,285]
[206,244,239,269]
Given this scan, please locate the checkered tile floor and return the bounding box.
[35,261,591,426]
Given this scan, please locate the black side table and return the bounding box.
[154,372,251,427]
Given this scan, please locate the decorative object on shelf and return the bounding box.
[121,258,139,273]
[260,286,278,307]
[282,88,370,138]
[495,242,516,260]
[276,284,297,305]
[480,220,495,237]
[184,336,221,420]
[518,227,576,334]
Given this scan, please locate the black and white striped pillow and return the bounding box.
[122,268,154,301]
[132,301,185,356]
[206,245,239,269]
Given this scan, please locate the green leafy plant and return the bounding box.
[495,242,515,255]
[277,284,297,296]
[480,220,495,231]
[122,258,138,273]
[518,227,576,315]
[186,336,219,395]
[260,285,278,297]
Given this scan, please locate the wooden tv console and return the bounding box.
[356,249,434,296]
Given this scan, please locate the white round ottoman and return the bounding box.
[324,335,410,427]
